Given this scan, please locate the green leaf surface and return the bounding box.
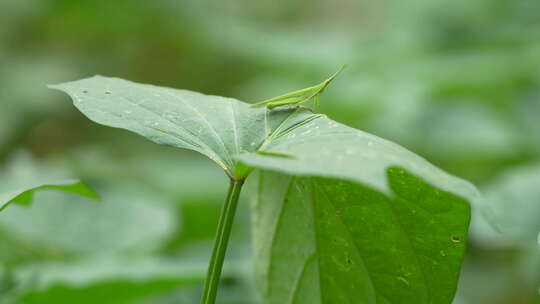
[50,76,477,303]
[0,180,98,212]
[251,169,470,304]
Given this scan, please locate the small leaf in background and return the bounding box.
[0,153,98,212]
[0,153,176,258]
[463,163,540,303]
[476,163,540,245]
[0,181,97,212]
[0,186,175,256]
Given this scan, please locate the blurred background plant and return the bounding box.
[0,0,538,303]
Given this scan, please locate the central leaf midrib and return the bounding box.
[265,176,296,299]
[228,100,241,155]
[288,252,317,304]
[138,86,237,169]
[257,109,324,153]
[117,95,231,172]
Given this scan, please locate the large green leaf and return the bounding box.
[0,180,97,212]
[250,169,470,304]
[50,76,327,179]
[50,76,477,303]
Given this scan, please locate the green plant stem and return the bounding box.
[200,178,245,304]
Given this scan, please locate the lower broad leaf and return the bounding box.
[251,168,470,304]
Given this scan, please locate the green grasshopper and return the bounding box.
[251,65,346,109]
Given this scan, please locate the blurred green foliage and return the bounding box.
[0,0,538,303]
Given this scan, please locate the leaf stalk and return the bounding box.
[200,178,245,304]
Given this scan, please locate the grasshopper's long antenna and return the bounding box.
[309,64,347,99]
[323,64,347,87]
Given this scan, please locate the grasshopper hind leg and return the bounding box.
[314,95,320,106]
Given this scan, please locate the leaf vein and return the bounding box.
[266,176,296,298]
[140,86,235,168]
